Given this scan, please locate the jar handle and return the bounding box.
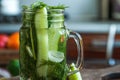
[68,31,83,69]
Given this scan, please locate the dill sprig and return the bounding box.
[49,4,68,9]
[31,1,47,10]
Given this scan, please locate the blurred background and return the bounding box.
[0,0,120,78]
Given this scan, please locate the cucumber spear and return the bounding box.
[34,7,48,77]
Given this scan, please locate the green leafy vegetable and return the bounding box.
[31,1,47,11]
[22,5,28,10]
[49,4,68,9]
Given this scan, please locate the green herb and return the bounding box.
[49,4,68,9]
[37,60,68,80]
[31,1,47,11]
[22,5,28,10]
[19,27,36,79]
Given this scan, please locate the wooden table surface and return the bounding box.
[81,65,120,80]
[1,65,120,80]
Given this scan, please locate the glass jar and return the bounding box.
[19,8,83,80]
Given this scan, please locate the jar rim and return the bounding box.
[23,8,64,12]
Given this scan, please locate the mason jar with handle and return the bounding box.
[19,4,83,80]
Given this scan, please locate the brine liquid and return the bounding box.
[20,28,68,80]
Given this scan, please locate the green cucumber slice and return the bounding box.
[34,7,48,77]
[68,63,82,80]
[48,51,64,63]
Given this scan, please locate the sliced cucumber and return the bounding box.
[34,7,48,77]
[35,7,48,29]
[48,51,64,63]
[68,63,82,80]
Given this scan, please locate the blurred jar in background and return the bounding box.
[112,0,120,20]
